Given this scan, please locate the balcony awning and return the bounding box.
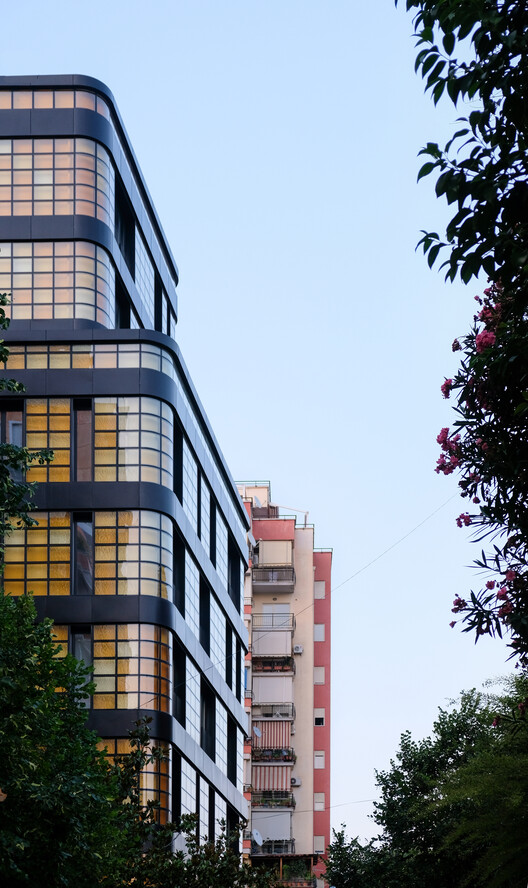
[253,765,291,791]
[253,720,291,748]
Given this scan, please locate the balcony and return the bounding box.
[252,613,295,631]
[252,791,295,808]
[252,656,295,674]
[252,702,295,720]
[251,746,296,763]
[252,839,296,856]
[252,566,296,594]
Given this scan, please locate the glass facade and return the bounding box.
[0,241,115,326]
[0,75,247,831]
[0,138,114,229]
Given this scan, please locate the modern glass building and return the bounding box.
[0,74,249,836]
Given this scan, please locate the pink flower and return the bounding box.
[437,427,450,446]
[473,497,480,503]
[452,338,461,351]
[486,581,496,590]
[505,570,517,582]
[449,621,456,628]
[475,330,496,353]
[496,588,508,600]
[492,717,498,727]
[456,513,471,528]
[452,597,467,613]
[441,378,453,399]
[499,602,514,617]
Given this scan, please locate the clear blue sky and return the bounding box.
[2,0,510,840]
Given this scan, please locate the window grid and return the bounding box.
[182,440,198,533]
[200,477,211,555]
[0,89,110,118]
[214,793,227,841]
[0,138,115,230]
[99,738,170,824]
[210,595,226,673]
[94,396,173,486]
[216,509,228,592]
[135,226,155,328]
[3,511,71,596]
[91,623,172,713]
[185,551,200,640]
[215,698,228,777]
[0,240,115,326]
[181,757,197,815]
[186,658,200,744]
[94,510,173,598]
[4,342,247,544]
[25,398,70,482]
[199,777,209,844]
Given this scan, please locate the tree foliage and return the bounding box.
[396,1,528,661]
[326,680,528,888]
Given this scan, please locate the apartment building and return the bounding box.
[0,74,249,837]
[238,483,331,887]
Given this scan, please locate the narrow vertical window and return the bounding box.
[73,512,94,595]
[74,398,92,481]
[72,626,92,707]
[199,578,210,655]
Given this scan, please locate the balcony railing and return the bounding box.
[252,791,295,808]
[252,702,295,720]
[252,613,295,631]
[252,656,295,674]
[251,839,296,856]
[252,566,296,593]
[251,746,296,763]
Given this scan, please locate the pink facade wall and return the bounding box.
[313,550,332,881]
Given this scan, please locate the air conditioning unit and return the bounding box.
[291,777,302,787]
[293,644,303,655]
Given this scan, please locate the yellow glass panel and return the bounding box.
[49,563,70,578]
[139,694,159,709]
[95,511,116,526]
[95,563,116,578]
[141,580,160,597]
[94,431,117,447]
[95,580,115,595]
[51,513,70,527]
[26,353,47,369]
[93,694,115,709]
[28,581,48,595]
[95,528,116,544]
[26,467,46,482]
[93,627,115,642]
[49,546,70,561]
[49,528,70,543]
[141,625,157,641]
[4,564,24,578]
[117,641,138,658]
[26,563,48,579]
[50,448,70,463]
[95,546,116,561]
[118,579,138,595]
[94,467,116,482]
[48,467,70,482]
[72,352,93,368]
[3,582,24,596]
[49,581,71,595]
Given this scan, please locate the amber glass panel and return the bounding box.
[98,737,170,823]
[3,512,71,596]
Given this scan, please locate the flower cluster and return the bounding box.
[435,427,461,475]
[456,513,471,527]
[441,378,453,399]
[475,330,496,353]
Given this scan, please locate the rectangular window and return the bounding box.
[173,640,186,727]
[199,578,210,655]
[314,708,325,727]
[227,715,237,785]
[74,397,93,481]
[72,626,92,708]
[314,835,326,854]
[73,512,94,595]
[314,623,325,642]
[314,751,325,769]
[200,679,216,761]
[314,792,325,812]
[314,580,326,599]
[314,666,325,685]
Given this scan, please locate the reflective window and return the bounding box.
[237,728,244,793]
[135,226,155,328]
[99,737,170,824]
[92,623,172,712]
[94,510,173,598]
[216,508,228,592]
[25,398,70,482]
[0,89,111,118]
[3,509,173,598]
[186,658,200,744]
[199,776,209,844]
[0,241,115,327]
[214,793,227,841]
[4,511,71,596]
[200,476,211,555]
[210,594,226,673]
[0,139,115,231]
[94,396,173,486]
[182,439,198,532]
[215,698,228,777]
[185,550,200,640]
[181,757,196,816]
